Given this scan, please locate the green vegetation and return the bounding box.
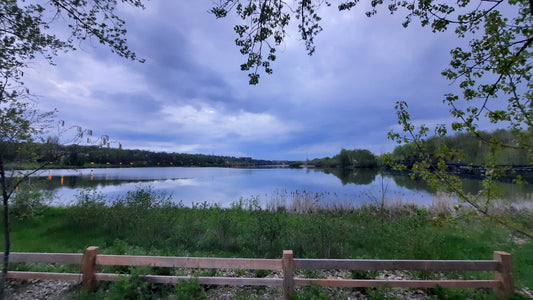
[6,128,532,172]
[391,129,533,167]
[1,187,532,298]
[309,129,533,171]
[0,1,149,297]
[2,142,287,168]
[310,148,381,169]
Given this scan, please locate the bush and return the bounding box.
[66,188,107,228]
[10,188,50,220]
[293,284,341,300]
[172,278,206,300]
[111,186,176,246]
[98,267,153,300]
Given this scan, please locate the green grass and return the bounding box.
[6,207,108,253]
[1,187,532,298]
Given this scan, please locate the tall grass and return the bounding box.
[2,186,532,297]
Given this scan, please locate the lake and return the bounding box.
[22,167,533,208]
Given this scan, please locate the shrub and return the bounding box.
[105,267,152,300]
[293,284,341,300]
[66,188,107,228]
[106,185,178,247]
[10,188,50,220]
[172,278,206,300]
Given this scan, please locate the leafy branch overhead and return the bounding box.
[211,0,331,84]
[1,0,145,94]
[0,1,146,298]
[214,1,533,238]
[213,0,533,146]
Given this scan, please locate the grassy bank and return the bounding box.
[1,187,532,298]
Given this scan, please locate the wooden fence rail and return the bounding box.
[0,248,514,299]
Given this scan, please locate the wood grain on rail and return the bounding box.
[96,255,282,270]
[294,278,499,289]
[7,271,81,282]
[0,252,83,265]
[294,259,500,271]
[94,273,283,286]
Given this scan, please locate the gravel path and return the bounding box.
[5,279,78,300]
[3,279,426,299]
[4,278,532,299]
[3,272,432,300]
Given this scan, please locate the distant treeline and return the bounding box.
[307,129,531,169]
[3,143,288,168]
[4,129,529,169]
[392,129,531,166]
[306,149,380,168]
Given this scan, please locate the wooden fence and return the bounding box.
[0,247,513,299]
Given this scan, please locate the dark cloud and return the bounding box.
[23,1,474,160]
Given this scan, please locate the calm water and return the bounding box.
[22,167,533,208]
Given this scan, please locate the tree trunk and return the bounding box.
[0,155,10,300]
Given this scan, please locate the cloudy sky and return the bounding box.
[25,1,465,161]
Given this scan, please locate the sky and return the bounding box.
[24,1,467,161]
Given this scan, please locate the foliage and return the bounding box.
[251,208,288,257]
[391,128,533,166]
[9,187,50,220]
[311,148,380,168]
[67,188,108,228]
[214,0,533,99]
[213,0,533,240]
[105,267,151,300]
[1,0,144,77]
[293,284,340,300]
[68,186,179,249]
[351,269,378,279]
[61,186,533,264]
[365,287,401,300]
[389,101,533,239]
[430,285,504,300]
[309,155,340,168]
[79,267,207,299]
[0,1,147,297]
[211,0,331,84]
[4,190,533,296]
[3,142,286,167]
[172,278,207,300]
[323,167,380,185]
[0,80,56,298]
[0,101,55,208]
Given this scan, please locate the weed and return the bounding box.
[366,287,401,300]
[5,186,533,298]
[293,284,341,300]
[10,188,50,220]
[351,270,378,279]
[172,278,206,300]
[233,292,261,300]
[66,188,107,228]
[235,269,246,276]
[104,267,152,300]
[211,209,235,251]
[195,269,216,277]
[301,269,325,279]
[253,269,271,278]
[429,286,501,300]
[252,209,287,258]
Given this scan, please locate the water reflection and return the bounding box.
[19,167,533,207]
[321,168,378,185]
[321,167,533,203]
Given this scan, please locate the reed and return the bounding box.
[2,186,532,298]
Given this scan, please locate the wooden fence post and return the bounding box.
[82,246,99,291]
[493,251,513,298]
[282,250,295,300]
